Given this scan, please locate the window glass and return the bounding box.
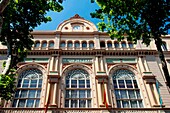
[42,42,47,48]
[68,42,73,48]
[13,69,43,108]
[65,69,91,108]
[128,43,133,48]
[100,41,105,47]
[114,42,119,48]
[107,42,112,48]
[112,69,143,108]
[49,42,54,47]
[60,42,65,47]
[89,42,94,48]
[82,42,87,48]
[35,42,40,48]
[121,42,126,48]
[75,42,80,48]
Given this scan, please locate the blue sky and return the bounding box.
[34,0,100,30]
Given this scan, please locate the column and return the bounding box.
[50,57,54,71]
[138,56,145,73]
[55,56,59,71]
[100,56,105,72]
[95,56,99,72]
[96,82,103,106]
[143,56,150,72]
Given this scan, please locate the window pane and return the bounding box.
[107,43,112,48]
[113,80,117,88]
[42,42,47,48]
[86,80,90,88]
[87,90,91,98]
[89,43,94,48]
[22,79,29,88]
[115,90,120,99]
[37,90,41,98]
[35,99,40,107]
[122,100,129,108]
[79,100,86,108]
[126,80,133,88]
[128,90,136,99]
[66,80,69,88]
[87,100,91,108]
[38,79,42,88]
[138,100,143,108]
[68,42,72,47]
[122,43,126,48]
[28,90,36,98]
[131,100,138,108]
[75,42,80,48]
[82,43,87,48]
[136,90,141,98]
[26,99,34,107]
[79,90,85,98]
[133,80,138,88]
[114,43,119,48]
[18,99,26,107]
[30,80,37,88]
[35,42,40,48]
[20,90,28,98]
[116,100,121,108]
[79,80,85,88]
[65,100,69,107]
[49,42,54,47]
[12,99,18,107]
[66,90,69,98]
[120,90,127,99]
[71,100,77,108]
[60,42,65,47]
[118,80,125,88]
[71,80,77,88]
[15,90,20,98]
[71,90,77,98]
[17,80,22,87]
[129,43,133,48]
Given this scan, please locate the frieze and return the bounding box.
[62,58,93,63]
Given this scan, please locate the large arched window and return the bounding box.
[112,69,143,108]
[65,69,91,108]
[12,69,43,108]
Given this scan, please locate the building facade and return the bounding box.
[0,14,170,112]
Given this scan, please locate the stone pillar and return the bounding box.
[50,57,54,71]
[95,56,99,72]
[47,75,60,107]
[138,56,145,73]
[99,56,105,72]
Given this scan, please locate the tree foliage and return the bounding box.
[91,0,170,87]
[0,0,63,101]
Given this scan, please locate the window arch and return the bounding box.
[60,41,66,48]
[100,41,105,48]
[12,69,43,108]
[107,41,112,48]
[112,69,143,108]
[68,41,73,48]
[114,41,119,48]
[34,41,40,48]
[128,42,134,49]
[121,42,127,48]
[49,41,54,48]
[42,41,47,48]
[75,41,80,48]
[65,69,91,108]
[89,41,94,49]
[82,41,87,48]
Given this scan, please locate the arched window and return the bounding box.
[68,41,73,48]
[128,42,134,49]
[75,41,80,48]
[60,41,65,48]
[114,42,119,48]
[49,41,54,48]
[121,42,126,48]
[89,42,94,49]
[100,41,105,48]
[162,42,168,51]
[107,42,112,48]
[65,69,91,108]
[12,69,43,108]
[112,69,143,108]
[82,42,87,48]
[35,41,40,48]
[42,42,47,48]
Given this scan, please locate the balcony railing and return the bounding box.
[0,108,170,113]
